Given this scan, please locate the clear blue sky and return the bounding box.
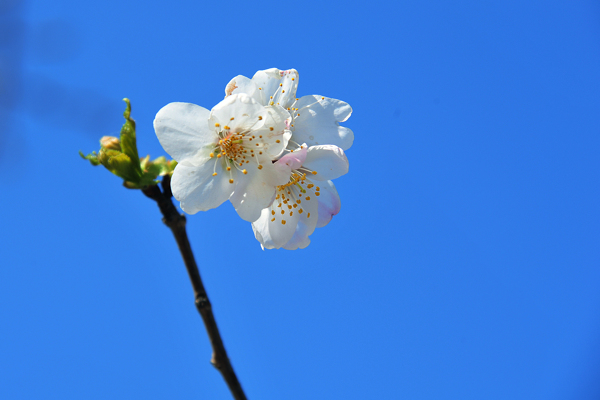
[1,0,599,399]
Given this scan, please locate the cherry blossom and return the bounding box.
[225,68,354,151]
[251,144,349,249]
[154,93,292,222]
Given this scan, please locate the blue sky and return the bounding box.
[1,0,599,399]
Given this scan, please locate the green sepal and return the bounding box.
[119,98,143,179]
[79,151,101,166]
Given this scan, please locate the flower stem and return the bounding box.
[142,176,247,400]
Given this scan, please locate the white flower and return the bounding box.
[154,93,293,222]
[225,68,354,151]
[251,144,349,249]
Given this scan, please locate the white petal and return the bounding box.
[315,180,341,228]
[301,145,349,181]
[252,201,300,249]
[291,95,354,150]
[252,68,299,108]
[224,75,261,102]
[282,220,312,250]
[209,94,264,133]
[154,102,216,165]
[171,161,235,214]
[229,161,290,222]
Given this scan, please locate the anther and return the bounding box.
[242,169,247,175]
[229,179,234,184]
[215,123,220,127]
[258,165,263,170]
[312,171,317,175]
[209,153,214,158]
[271,218,276,222]
[281,220,286,225]
[307,213,311,218]
[224,125,230,130]
[269,127,274,131]
[227,166,231,171]
[271,210,275,216]
[212,172,217,176]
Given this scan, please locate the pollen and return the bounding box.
[229,179,234,184]
[276,140,280,143]
[298,209,303,214]
[269,127,274,131]
[315,192,320,196]
[291,78,295,81]
[316,186,320,191]
[230,117,234,120]
[242,169,247,175]
[281,220,286,225]
[258,116,263,120]
[224,125,230,130]
[321,97,325,100]
[212,172,217,176]
[271,210,275,216]
[209,153,214,158]
[281,210,285,215]
[271,218,276,222]
[215,123,220,127]
[258,165,263,170]
[305,196,311,201]
[227,166,231,171]
[217,154,222,158]
[307,212,311,218]
[312,171,317,175]
[282,90,285,93]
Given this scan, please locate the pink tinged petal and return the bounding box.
[292,95,354,151]
[170,161,235,214]
[252,68,299,108]
[225,75,261,103]
[229,162,288,222]
[315,180,341,228]
[302,145,349,181]
[153,102,216,165]
[276,146,307,170]
[208,94,264,133]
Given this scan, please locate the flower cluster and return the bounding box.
[154,68,352,249]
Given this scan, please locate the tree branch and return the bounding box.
[142,176,247,400]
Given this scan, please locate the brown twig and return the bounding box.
[142,175,247,400]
